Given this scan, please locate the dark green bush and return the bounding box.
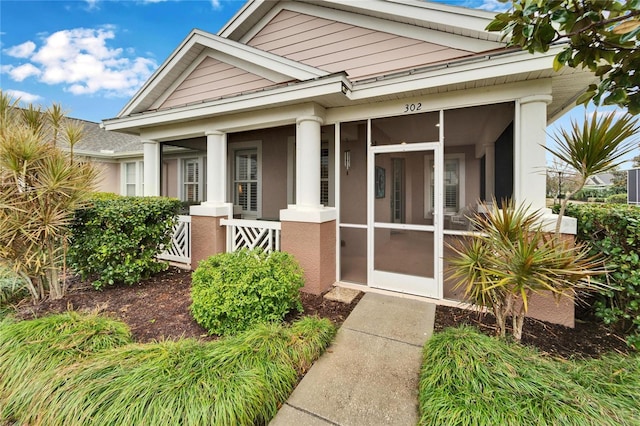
[191,249,304,336]
[564,203,640,349]
[68,196,181,289]
[606,193,628,204]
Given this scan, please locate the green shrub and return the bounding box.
[564,203,640,349]
[3,317,335,426]
[419,326,640,426]
[68,196,181,289]
[606,193,628,204]
[191,249,304,336]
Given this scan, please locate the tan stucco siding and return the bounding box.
[160,56,277,109]
[93,161,120,194]
[248,10,472,81]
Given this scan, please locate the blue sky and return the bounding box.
[1,0,636,167]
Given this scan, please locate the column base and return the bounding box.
[281,218,336,295]
[189,203,232,270]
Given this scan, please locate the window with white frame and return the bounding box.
[234,149,258,216]
[122,161,143,196]
[425,154,465,214]
[182,158,201,202]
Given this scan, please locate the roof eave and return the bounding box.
[103,73,351,133]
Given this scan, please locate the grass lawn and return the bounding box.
[419,326,640,426]
[0,312,335,425]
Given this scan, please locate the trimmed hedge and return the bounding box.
[564,203,640,349]
[68,196,181,289]
[191,249,304,336]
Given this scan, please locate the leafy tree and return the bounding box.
[488,1,640,113]
[547,110,639,235]
[0,91,98,300]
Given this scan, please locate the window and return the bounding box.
[425,154,465,214]
[234,149,258,216]
[182,158,201,202]
[122,161,143,196]
[320,147,329,206]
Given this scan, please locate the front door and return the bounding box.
[369,143,442,298]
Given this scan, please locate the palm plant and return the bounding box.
[448,200,605,340]
[0,91,98,300]
[548,110,639,235]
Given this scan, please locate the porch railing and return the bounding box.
[220,218,281,253]
[158,215,191,267]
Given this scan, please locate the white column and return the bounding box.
[142,140,160,196]
[516,95,552,211]
[484,143,495,200]
[205,131,226,205]
[280,115,336,223]
[296,116,323,208]
[190,130,232,218]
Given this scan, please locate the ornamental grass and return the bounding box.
[0,314,335,426]
[419,326,640,426]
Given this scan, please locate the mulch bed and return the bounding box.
[15,267,633,359]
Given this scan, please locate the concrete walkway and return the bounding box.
[270,292,436,426]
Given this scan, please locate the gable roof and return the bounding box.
[103,0,596,134]
[220,0,502,47]
[118,29,330,117]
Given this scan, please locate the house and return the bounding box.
[55,118,144,195]
[584,173,615,190]
[103,0,593,326]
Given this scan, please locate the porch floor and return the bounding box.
[269,292,436,425]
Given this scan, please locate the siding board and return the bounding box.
[249,10,473,81]
[160,57,276,109]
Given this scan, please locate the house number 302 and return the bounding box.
[403,103,422,112]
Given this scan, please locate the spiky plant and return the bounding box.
[448,200,605,340]
[0,91,98,300]
[548,110,639,235]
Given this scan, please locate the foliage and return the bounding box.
[68,196,180,289]
[573,186,625,201]
[547,110,639,234]
[191,249,304,336]
[419,326,640,426]
[448,200,604,340]
[1,315,335,426]
[0,312,132,420]
[0,91,98,300]
[488,0,640,113]
[564,203,640,349]
[606,193,628,203]
[0,266,29,306]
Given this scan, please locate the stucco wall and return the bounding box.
[281,220,336,295]
[93,161,119,194]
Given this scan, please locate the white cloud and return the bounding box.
[5,89,43,104]
[4,41,36,58]
[2,27,157,97]
[211,0,221,9]
[4,63,41,81]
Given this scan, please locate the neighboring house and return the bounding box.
[584,173,615,190]
[103,0,594,325]
[58,118,145,196]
